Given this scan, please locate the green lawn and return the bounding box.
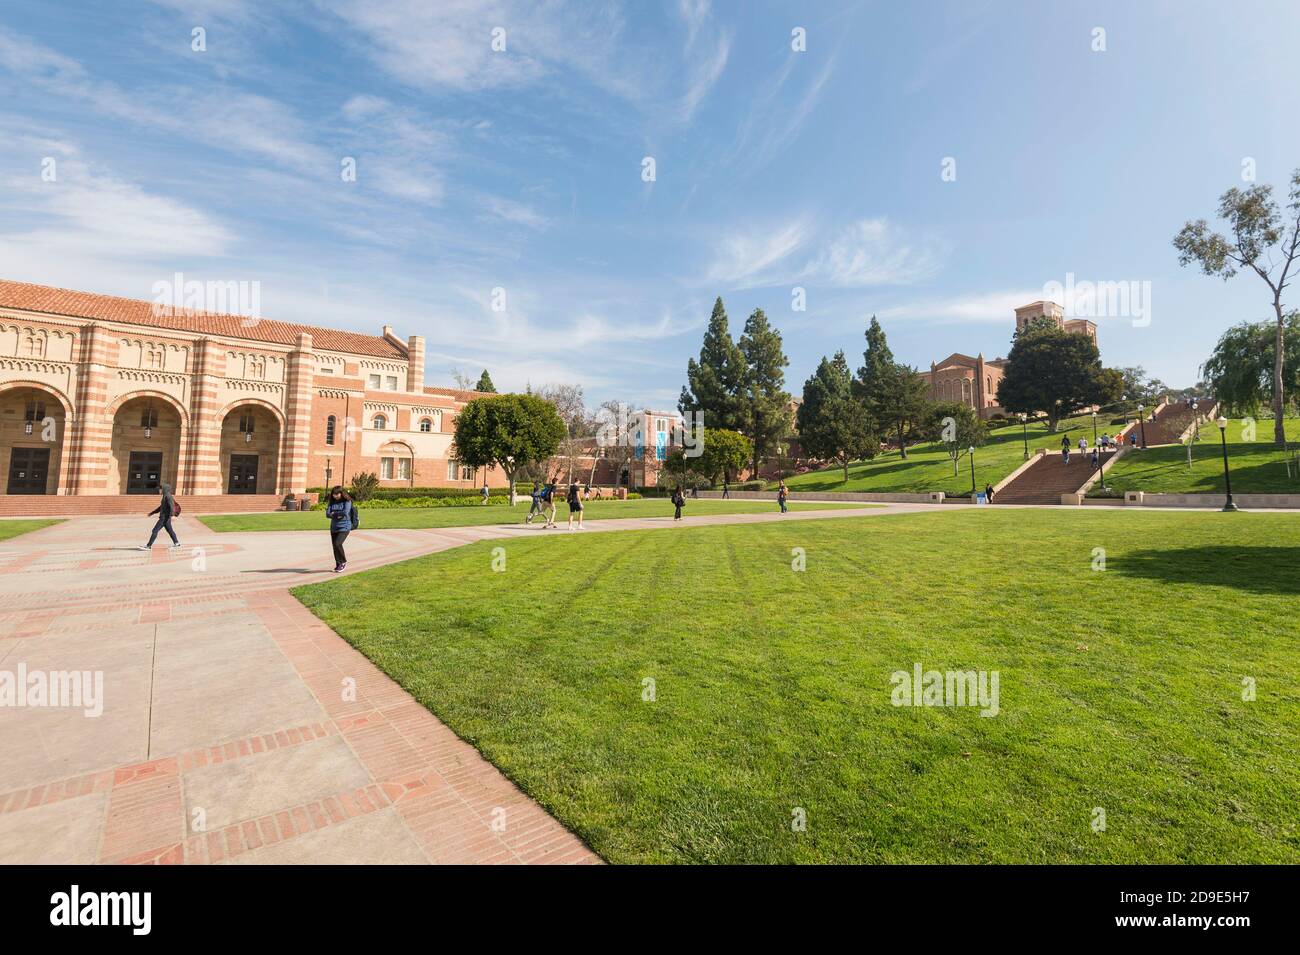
[1092,417,1300,496]
[294,508,1300,863]
[199,497,866,532]
[0,519,61,541]
[780,413,1126,495]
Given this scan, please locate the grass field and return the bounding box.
[199,497,866,532]
[1092,417,1300,496]
[779,413,1126,495]
[0,519,61,541]
[294,508,1300,864]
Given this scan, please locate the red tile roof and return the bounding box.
[0,279,407,359]
[423,385,491,402]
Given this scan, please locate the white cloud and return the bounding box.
[481,196,549,229]
[876,289,1044,325]
[799,218,944,287]
[705,220,810,287]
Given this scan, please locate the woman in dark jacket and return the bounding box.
[139,483,180,550]
[672,485,685,521]
[325,486,359,572]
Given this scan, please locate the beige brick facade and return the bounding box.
[0,280,501,497]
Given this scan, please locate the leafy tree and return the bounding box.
[737,308,792,477]
[679,297,746,433]
[871,364,930,458]
[797,352,877,481]
[920,402,987,475]
[693,427,752,485]
[1174,168,1300,446]
[996,320,1121,431]
[475,369,496,393]
[1201,313,1300,416]
[451,393,565,502]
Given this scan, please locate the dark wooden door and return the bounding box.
[6,447,51,494]
[228,454,259,494]
[126,451,163,494]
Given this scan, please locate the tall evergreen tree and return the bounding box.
[679,296,746,432]
[737,308,791,478]
[797,351,876,481]
[856,315,895,398]
[475,369,496,393]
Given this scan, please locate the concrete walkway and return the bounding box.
[0,502,914,864]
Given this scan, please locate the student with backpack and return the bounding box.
[672,485,685,521]
[566,482,585,530]
[777,481,789,513]
[525,485,543,524]
[138,483,181,550]
[325,486,359,572]
[541,479,558,528]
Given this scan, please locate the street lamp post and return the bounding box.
[1091,411,1105,491]
[968,445,977,498]
[1186,400,1199,468]
[1019,412,1028,460]
[1217,416,1238,512]
[1137,403,1148,449]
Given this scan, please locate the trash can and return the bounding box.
[298,498,311,511]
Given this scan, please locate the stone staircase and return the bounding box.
[1137,400,1210,447]
[992,450,1117,505]
[0,494,293,518]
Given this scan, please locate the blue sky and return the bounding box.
[2,0,1299,406]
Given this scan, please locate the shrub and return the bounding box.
[349,472,381,502]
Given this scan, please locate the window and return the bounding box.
[397,458,411,480]
[447,460,474,481]
[461,463,475,481]
[239,412,255,434]
[326,415,336,445]
[368,374,382,389]
[380,457,394,479]
[141,407,159,429]
[385,375,398,390]
[656,417,667,433]
[318,366,334,375]
[146,346,164,369]
[372,414,387,430]
[419,418,432,433]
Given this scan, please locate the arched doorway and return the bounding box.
[0,384,69,495]
[220,403,281,494]
[109,395,184,494]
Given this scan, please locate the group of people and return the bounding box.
[1061,430,1136,466]
[525,478,587,530]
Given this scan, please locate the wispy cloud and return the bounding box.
[876,289,1044,325]
[705,220,811,287]
[799,218,944,287]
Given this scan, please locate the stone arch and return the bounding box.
[218,398,285,495]
[0,380,73,495]
[108,391,188,494]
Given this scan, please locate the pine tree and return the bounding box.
[678,296,746,432]
[475,369,496,393]
[797,351,876,481]
[738,308,791,478]
[856,315,895,398]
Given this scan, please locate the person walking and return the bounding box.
[1062,445,1071,465]
[721,480,729,499]
[566,482,585,530]
[1060,435,1070,452]
[1078,436,1088,454]
[480,483,490,505]
[542,479,558,528]
[672,484,685,521]
[525,485,543,524]
[325,486,359,572]
[984,482,995,503]
[777,481,789,513]
[138,483,181,550]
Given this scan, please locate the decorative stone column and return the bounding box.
[184,337,225,495]
[406,334,425,393]
[65,323,113,495]
[280,332,315,494]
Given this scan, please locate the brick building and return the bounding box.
[918,300,1098,420]
[0,280,502,498]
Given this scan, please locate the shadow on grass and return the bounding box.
[1112,546,1300,595]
